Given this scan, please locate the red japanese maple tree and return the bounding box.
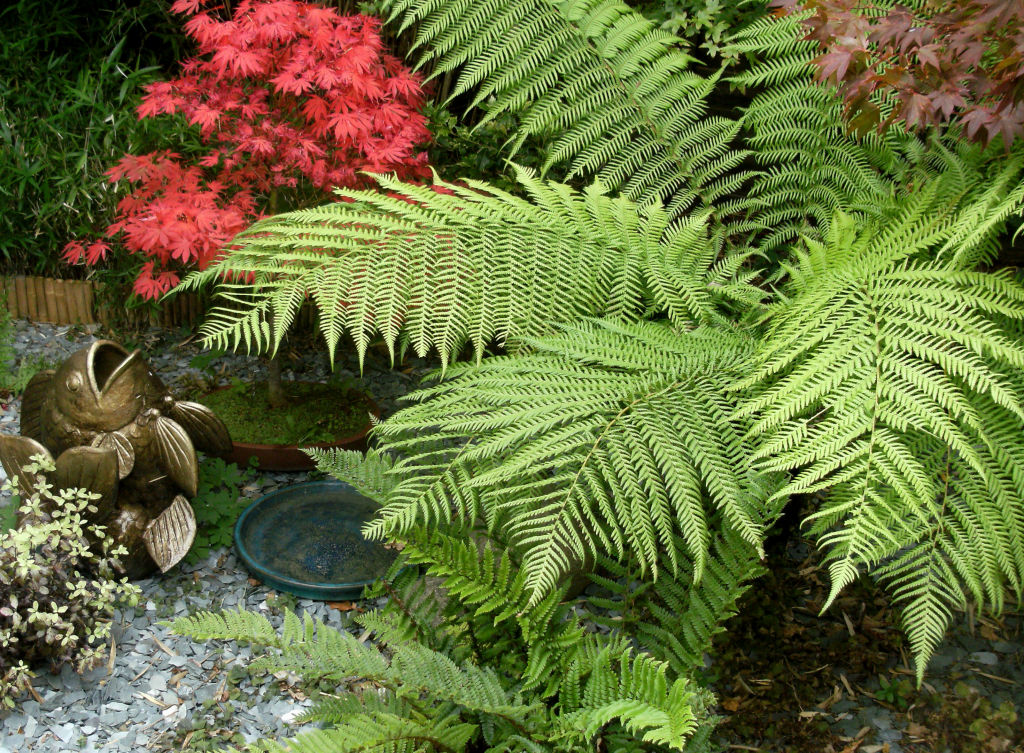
[777,0,1024,147]
[64,0,432,299]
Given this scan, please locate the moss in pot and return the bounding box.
[197,377,378,470]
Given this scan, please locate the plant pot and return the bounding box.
[201,382,380,471]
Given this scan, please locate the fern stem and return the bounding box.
[826,283,885,610]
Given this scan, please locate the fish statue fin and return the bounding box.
[0,435,53,502]
[19,369,54,443]
[143,494,196,573]
[168,401,232,456]
[90,431,135,479]
[54,446,119,521]
[153,416,199,497]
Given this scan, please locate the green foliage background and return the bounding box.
[0,0,196,278]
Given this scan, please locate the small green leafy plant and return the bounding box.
[187,348,227,380]
[0,296,59,397]
[914,681,1023,752]
[3,354,57,397]
[875,674,914,710]
[173,595,716,753]
[0,456,140,707]
[187,458,259,564]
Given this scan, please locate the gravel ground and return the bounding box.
[0,321,1022,752]
[0,321,425,752]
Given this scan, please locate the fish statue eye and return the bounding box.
[66,374,82,392]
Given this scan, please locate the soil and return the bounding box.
[708,519,1024,753]
[197,380,371,446]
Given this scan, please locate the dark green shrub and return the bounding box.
[0,0,196,278]
[634,0,768,65]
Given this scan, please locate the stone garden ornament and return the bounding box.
[0,341,231,578]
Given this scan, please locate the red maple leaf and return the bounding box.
[62,241,85,264]
[189,104,222,131]
[67,0,433,300]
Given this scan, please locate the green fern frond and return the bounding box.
[245,714,478,753]
[586,523,774,677]
[166,608,281,647]
[357,318,769,605]
[724,10,816,89]
[384,0,746,213]
[382,526,586,693]
[300,690,406,726]
[736,210,1024,676]
[308,448,400,504]
[558,648,708,750]
[359,571,459,656]
[173,608,538,720]
[935,151,1024,268]
[182,169,754,365]
[174,602,712,752]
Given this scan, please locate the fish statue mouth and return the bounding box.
[87,341,141,400]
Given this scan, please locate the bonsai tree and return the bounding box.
[64,0,433,407]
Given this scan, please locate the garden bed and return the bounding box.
[0,323,1021,753]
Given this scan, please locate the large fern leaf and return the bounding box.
[180,169,755,364]
[736,209,1024,677]
[353,318,772,604]
[386,0,746,214]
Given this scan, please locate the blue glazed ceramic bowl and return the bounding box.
[234,480,396,600]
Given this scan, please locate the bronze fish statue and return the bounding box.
[0,340,231,578]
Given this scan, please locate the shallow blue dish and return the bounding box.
[234,480,395,600]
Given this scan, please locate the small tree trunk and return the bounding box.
[264,187,288,410]
[266,349,287,408]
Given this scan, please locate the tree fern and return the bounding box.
[181,169,756,364]
[735,208,1024,677]
[384,0,748,215]
[349,318,773,603]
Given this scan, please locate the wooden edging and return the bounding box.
[2,276,95,324]
[1,276,203,328]
[1,275,319,331]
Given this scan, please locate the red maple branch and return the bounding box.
[66,0,432,299]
